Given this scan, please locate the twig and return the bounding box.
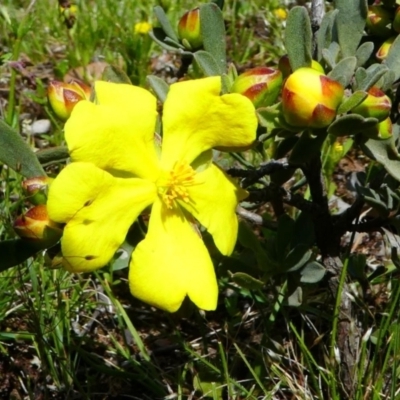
[227,158,291,187]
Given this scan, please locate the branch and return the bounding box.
[227,158,291,187]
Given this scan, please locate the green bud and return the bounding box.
[366,6,394,38]
[231,67,283,108]
[352,87,391,122]
[177,8,202,50]
[281,67,344,129]
[14,205,63,249]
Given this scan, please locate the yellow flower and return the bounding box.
[274,8,287,20]
[47,77,257,312]
[134,21,152,35]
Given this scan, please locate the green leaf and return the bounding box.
[380,70,396,92]
[355,42,374,68]
[200,3,226,73]
[289,130,328,164]
[328,114,378,136]
[292,211,316,248]
[328,56,357,87]
[231,272,264,291]
[334,0,367,58]
[358,187,389,217]
[193,50,221,76]
[102,65,131,84]
[300,261,326,283]
[285,6,312,71]
[0,239,42,272]
[321,42,341,69]
[149,28,184,52]
[276,214,295,263]
[0,119,45,178]
[357,64,389,91]
[337,91,368,114]
[383,34,400,81]
[146,75,169,102]
[316,10,339,61]
[359,135,400,182]
[237,221,272,271]
[36,146,69,166]
[287,286,303,307]
[284,245,312,272]
[153,5,179,42]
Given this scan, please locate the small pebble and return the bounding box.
[30,119,51,136]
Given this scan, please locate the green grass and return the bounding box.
[1,0,400,399]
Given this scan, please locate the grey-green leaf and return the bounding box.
[328,114,378,136]
[147,75,170,102]
[193,50,221,76]
[231,272,264,291]
[284,245,312,272]
[300,261,326,283]
[316,10,339,61]
[355,42,374,68]
[200,3,226,73]
[334,0,367,58]
[383,35,400,81]
[337,91,368,115]
[0,119,45,178]
[328,56,357,87]
[360,136,400,182]
[153,5,179,42]
[102,65,131,84]
[285,6,312,71]
[357,64,389,91]
[36,146,69,166]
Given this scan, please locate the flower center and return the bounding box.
[157,161,196,209]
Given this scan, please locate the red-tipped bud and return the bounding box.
[393,6,400,33]
[352,87,392,122]
[231,67,283,108]
[278,55,324,79]
[22,176,53,205]
[366,6,394,38]
[178,8,202,50]
[281,67,344,129]
[48,80,91,120]
[14,205,62,248]
[376,35,396,61]
[363,117,393,139]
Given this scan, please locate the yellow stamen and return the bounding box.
[157,161,196,209]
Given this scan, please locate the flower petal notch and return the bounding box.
[47,77,257,311]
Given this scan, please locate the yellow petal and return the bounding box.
[182,163,246,255]
[129,199,218,312]
[47,162,156,272]
[65,82,160,181]
[161,77,258,170]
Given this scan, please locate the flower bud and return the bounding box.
[22,176,53,205]
[281,67,344,129]
[14,205,62,248]
[376,35,396,61]
[231,67,283,108]
[48,80,91,120]
[363,117,392,139]
[352,87,391,121]
[366,6,393,38]
[278,55,324,79]
[393,6,400,32]
[177,8,202,50]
